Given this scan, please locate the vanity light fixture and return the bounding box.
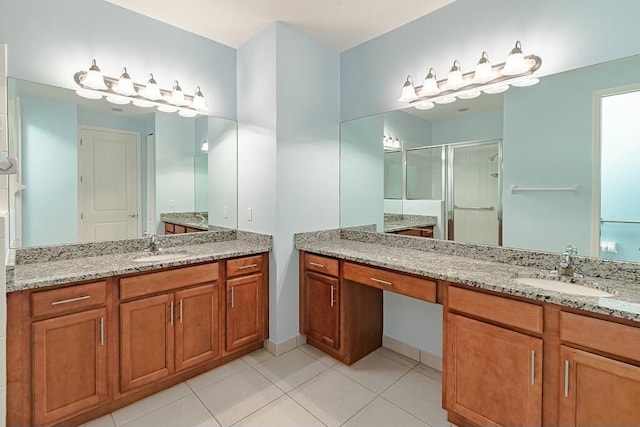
[74,60,209,117]
[399,41,541,111]
[383,134,402,150]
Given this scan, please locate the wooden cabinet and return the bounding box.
[32,308,108,426]
[392,226,434,238]
[445,313,543,427]
[164,221,205,234]
[120,293,175,392]
[226,273,264,351]
[302,271,339,349]
[559,346,640,426]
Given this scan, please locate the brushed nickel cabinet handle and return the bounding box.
[531,350,535,385]
[564,360,570,397]
[51,295,91,305]
[309,262,325,268]
[231,288,235,308]
[330,286,335,307]
[370,277,393,286]
[170,301,174,326]
[238,264,258,270]
[179,299,183,323]
[100,317,104,347]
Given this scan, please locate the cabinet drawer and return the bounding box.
[343,262,436,302]
[304,253,339,277]
[31,281,107,318]
[447,286,543,334]
[164,223,175,234]
[226,255,263,278]
[174,225,187,234]
[120,263,219,300]
[560,312,640,362]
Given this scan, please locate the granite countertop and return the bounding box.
[9,238,271,293]
[383,214,437,232]
[161,212,209,231]
[296,238,640,323]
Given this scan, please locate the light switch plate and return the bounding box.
[247,208,252,221]
[169,199,176,207]
[223,206,229,218]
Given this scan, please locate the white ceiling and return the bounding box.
[105,0,454,51]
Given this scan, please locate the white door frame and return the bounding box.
[591,83,640,257]
[77,125,142,240]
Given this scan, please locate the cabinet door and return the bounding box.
[32,308,108,426]
[445,313,542,427]
[175,284,220,371]
[120,293,175,392]
[302,271,339,349]
[226,273,263,352]
[559,346,640,426]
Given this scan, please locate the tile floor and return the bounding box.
[82,345,450,427]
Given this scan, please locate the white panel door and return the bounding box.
[79,128,139,242]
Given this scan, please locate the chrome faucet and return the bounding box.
[557,245,578,277]
[147,234,161,254]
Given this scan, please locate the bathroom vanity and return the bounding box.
[297,229,640,427]
[5,232,271,427]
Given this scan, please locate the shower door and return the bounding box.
[448,140,502,245]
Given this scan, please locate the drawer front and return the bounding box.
[421,228,434,238]
[226,255,264,278]
[304,253,339,277]
[397,229,422,237]
[174,225,187,234]
[120,263,219,300]
[164,222,175,234]
[343,262,436,302]
[31,281,107,318]
[560,312,640,362]
[447,286,543,334]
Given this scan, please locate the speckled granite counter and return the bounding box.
[383,214,437,233]
[295,229,640,323]
[160,212,210,231]
[7,230,272,292]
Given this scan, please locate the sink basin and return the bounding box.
[514,277,613,297]
[133,252,189,263]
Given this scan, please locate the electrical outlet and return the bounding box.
[169,199,176,207]
[223,206,229,218]
[247,208,253,221]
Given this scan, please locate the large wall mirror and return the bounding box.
[340,54,640,263]
[7,78,238,248]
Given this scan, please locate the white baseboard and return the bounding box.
[382,335,442,371]
[264,335,302,356]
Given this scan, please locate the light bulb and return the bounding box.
[82,59,108,90]
[419,68,440,96]
[414,101,435,110]
[501,41,531,75]
[398,76,418,102]
[114,67,137,96]
[75,88,103,100]
[191,86,208,111]
[157,104,178,113]
[144,74,162,100]
[472,52,496,83]
[170,80,186,106]
[445,60,465,90]
[106,95,130,105]
[483,85,510,94]
[133,99,155,108]
[178,109,198,118]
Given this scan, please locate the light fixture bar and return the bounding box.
[74,61,208,117]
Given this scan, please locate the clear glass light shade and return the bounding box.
[458,91,481,99]
[114,68,137,96]
[512,77,540,87]
[133,99,155,108]
[178,109,198,118]
[83,59,108,90]
[398,76,418,102]
[144,74,162,100]
[500,41,530,75]
[472,57,496,83]
[75,88,103,100]
[157,104,178,113]
[483,85,510,94]
[393,138,401,149]
[435,96,457,104]
[201,140,209,152]
[106,95,130,105]
[170,81,186,106]
[445,61,465,90]
[414,101,435,110]
[192,86,208,111]
[419,69,440,96]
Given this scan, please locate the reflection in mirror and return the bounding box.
[340,54,640,263]
[7,78,238,248]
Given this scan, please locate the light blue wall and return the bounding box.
[0,0,237,120]
[21,95,77,246]
[207,117,237,229]
[340,115,384,230]
[431,110,503,145]
[503,55,640,254]
[384,110,432,149]
[194,116,208,213]
[341,0,640,121]
[154,114,195,232]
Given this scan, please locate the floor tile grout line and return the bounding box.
[329,357,414,396]
[411,364,443,383]
[374,348,420,369]
[189,386,224,427]
[336,392,379,426]
[115,390,196,427]
[280,393,330,427]
[378,393,437,427]
[225,393,286,427]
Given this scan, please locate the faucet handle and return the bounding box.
[564,245,577,255]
